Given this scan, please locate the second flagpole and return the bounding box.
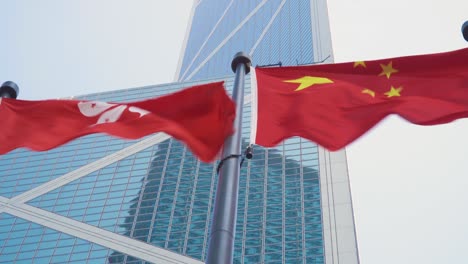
[206,52,251,264]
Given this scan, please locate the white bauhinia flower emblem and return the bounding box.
[78,101,150,125]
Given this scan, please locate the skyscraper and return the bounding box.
[178,0,359,262]
[176,0,333,82]
[0,1,358,263]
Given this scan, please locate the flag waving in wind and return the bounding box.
[0,81,235,162]
[250,48,468,150]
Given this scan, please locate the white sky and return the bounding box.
[1,1,468,263]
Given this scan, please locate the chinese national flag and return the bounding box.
[251,48,468,150]
[0,82,235,162]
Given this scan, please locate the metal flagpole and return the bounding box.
[206,52,251,264]
[462,20,468,41]
[0,81,19,99]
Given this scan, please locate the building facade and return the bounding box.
[177,0,359,262]
[0,1,358,263]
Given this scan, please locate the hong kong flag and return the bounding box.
[0,82,235,162]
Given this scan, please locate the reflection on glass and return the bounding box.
[108,138,323,263]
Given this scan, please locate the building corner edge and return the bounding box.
[318,147,360,264]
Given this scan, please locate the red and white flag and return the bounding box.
[0,81,235,162]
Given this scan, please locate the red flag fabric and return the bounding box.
[0,81,235,162]
[251,48,468,150]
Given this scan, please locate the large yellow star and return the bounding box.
[354,61,366,68]
[284,76,334,91]
[379,61,398,79]
[361,88,375,98]
[384,86,403,97]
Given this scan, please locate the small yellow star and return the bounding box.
[361,88,375,98]
[384,86,403,98]
[354,61,366,68]
[379,61,398,79]
[284,76,334,91]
